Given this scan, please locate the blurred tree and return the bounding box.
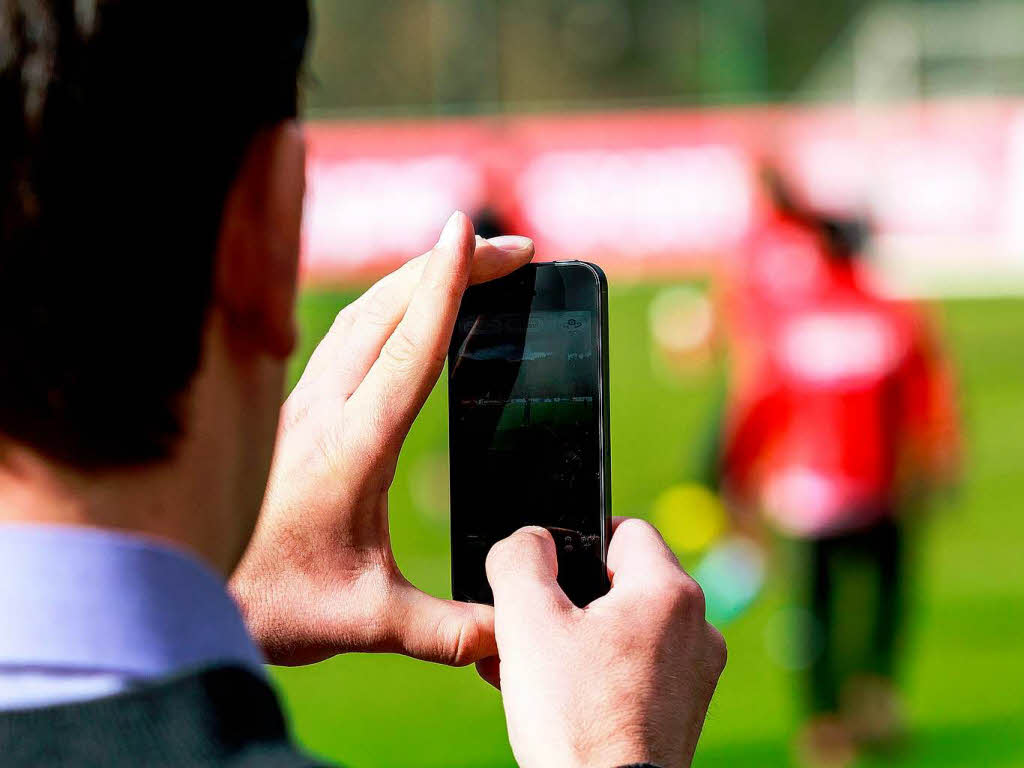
[307,1,433,112]
[763,0,864,95]
[428,0,502,111]
[699,0,766,100]
[305,0,871,114]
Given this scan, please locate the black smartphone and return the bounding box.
[448,261,611,608]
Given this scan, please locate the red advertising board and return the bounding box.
[303,100,1024,293]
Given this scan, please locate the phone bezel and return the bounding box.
[447,260,611,605]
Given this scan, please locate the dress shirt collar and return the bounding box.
[0,523,264,680]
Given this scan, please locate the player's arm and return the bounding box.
[899,315,962,493]
[719,380,782,523]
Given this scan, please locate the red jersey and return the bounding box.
[722,263,958,538]
[718,212,832,397]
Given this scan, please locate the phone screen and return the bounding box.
[448,263,609,607]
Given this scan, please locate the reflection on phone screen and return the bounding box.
[450,292,605,606]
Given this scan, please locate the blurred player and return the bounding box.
[720,196,960,766]
[717,167,834,410]
[646,168,833,622]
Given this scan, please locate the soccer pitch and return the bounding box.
[273,284,1024,768]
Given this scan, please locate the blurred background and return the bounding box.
[274,2,1024,766]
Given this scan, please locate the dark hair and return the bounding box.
[759,165,870,262]
[0,1,309,468]
[820,216,870,262]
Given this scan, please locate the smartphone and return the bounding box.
[448,261,611,608]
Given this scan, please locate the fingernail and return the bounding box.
[438,211,466,249]
[487,235,533,252]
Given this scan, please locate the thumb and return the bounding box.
[486,527,575,618]
[389,584,497,667]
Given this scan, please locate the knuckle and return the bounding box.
[361,287,394,327]
[381,323,421,371]
[313,420,350,475]
[329,303,356,334]
[442,619,479,667]
[279,391,311,433]
[707,625,728,673]
[680,576,708,617]
[654,572,706,619]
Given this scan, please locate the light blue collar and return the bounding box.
[0,523,264,680]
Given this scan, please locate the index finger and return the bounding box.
[344,212,477,451]
[296,232,533,396]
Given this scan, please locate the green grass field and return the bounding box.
[273,283,1024,767]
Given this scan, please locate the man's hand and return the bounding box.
[229,212,534,667]
[482,519,727,768]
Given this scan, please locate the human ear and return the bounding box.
[213,121,305,359]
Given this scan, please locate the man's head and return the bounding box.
[756,164,869,263]
[0,1,310,570]
[820,216,870,263]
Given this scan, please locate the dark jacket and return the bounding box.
[0,666,323,767]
